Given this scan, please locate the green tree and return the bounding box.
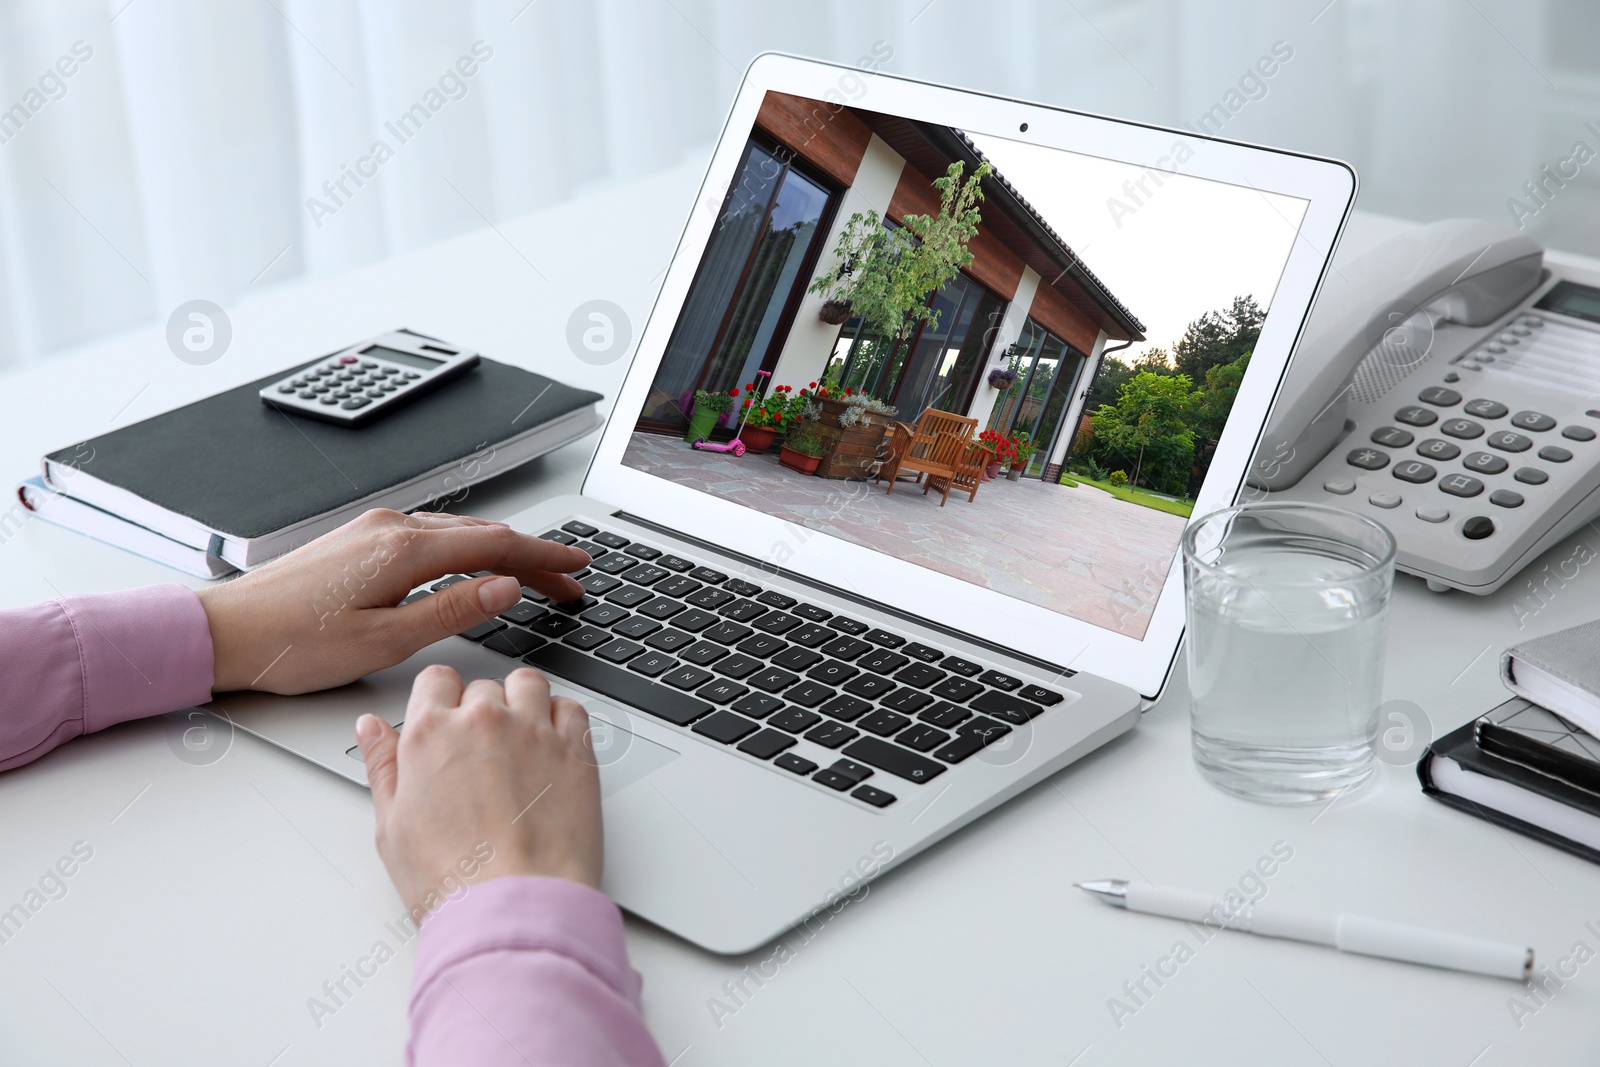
[1090,371,1196,494]
[1085,353,1133,413]
[1187,352,1250,492]
[1171,295,1265,383]
[1130,345,1173,377]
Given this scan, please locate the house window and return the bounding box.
[989,319,1086,475]
[640,139,834,429]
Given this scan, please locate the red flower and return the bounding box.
[844,387,854,396]
[774,412,785,423]
[808,381,817,389]
[729,387,740,396]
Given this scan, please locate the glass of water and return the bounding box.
[1182,502,1396,804]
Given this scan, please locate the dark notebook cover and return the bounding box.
[1418,716,1600,866]
[45,350,601,540]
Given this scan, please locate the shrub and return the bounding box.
[1108,470,1129,487]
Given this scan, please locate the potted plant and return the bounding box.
[684,386,737,443]
[808,213,876,325]
[977,429,1013,480]
[809,371,897,480]
[1009,431,1037,480]
[987,366,1019,391]
[779,405,828,475]
[735,382,793,454]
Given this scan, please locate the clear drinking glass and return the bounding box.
[1182,502,1396,804]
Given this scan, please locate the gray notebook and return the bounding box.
[1502,619,1600,740]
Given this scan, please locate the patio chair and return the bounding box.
[922,432,993,506]
[896,410,979,488]
[875,422,916,494]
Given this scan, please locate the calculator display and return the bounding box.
[363,345,444,369]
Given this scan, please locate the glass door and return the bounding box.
[988,320,1085,476]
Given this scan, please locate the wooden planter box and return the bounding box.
[813,397,892,480]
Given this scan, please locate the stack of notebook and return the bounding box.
[15,330,603,578]
[1419,619,1600,863]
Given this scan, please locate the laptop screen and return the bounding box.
[615,89,1307,643]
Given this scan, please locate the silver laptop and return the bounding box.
[213,54,1354,953]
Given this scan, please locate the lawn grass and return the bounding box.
[1061,472,1195,517]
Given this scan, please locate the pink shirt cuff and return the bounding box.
[62,583,215,731]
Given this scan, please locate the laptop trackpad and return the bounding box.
[582,701,679,798]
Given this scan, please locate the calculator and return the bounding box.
[259,330,480,426]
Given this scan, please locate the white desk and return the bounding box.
[2,167,1598,1066]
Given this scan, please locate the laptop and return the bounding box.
[214,54,1355,953]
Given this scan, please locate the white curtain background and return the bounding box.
[0,0,1594,368]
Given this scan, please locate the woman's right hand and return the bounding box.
[355,664,604,917]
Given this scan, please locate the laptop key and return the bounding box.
[656,554,694,573]
[829,759,873,784]
[930,677,983,702]
[530,614,582,638]
[483,628,547,658]
[580,604,631,627]
[978,669,1022,691]
[595,639,644,664]
[858,710,911,737]
[524,645,711,726]
[897,724,949,752]
[686,587,735,610]
[808,660,859,685]
[737,729,796,760]
[500,600,547,625]
[784,682,835,708]
[852,785,897,808]
[560,521,598,538]
[400,590,431,606]
[653,575,701,598]
[731,693,784,718]
[775,752,819,775]
[788,624,836,648]
[881,688,934,714]
[842,736,945,783]
[753,611,802,635]
[961,716,1014,743]
[696,679,749,705]
[644,629,695,653]
[627,652,676,677]
[704,621,754,645]
[431,574,469,591]
[724,579,762,598]
[564,626,612,651]
[605,585,655,608]
[770,707,822,734]
[831,618,870,636]
[942,656,982,678]
[624,543,662,560]
[637,596,687,620]
[791,603,832,622]
[689,566,728,584]
[673,608,720,632]
[460,618,506,641]
[543,529,579,545]
[691,711,759,744]
[865,629,906,649]
[719,599,768,623]
[592,531,630,549]
[663,665,714,691]
[622,564,669,586]
[859,650,909,675]
[613,616,662,639]
[748,667,799,693]
[552,595,598,616]
[591,554,637,575]
[843,673,895,700]
[1018,685,1065,706]
[894,663,945,689]
[920,701,971,729]
[819,637,871,661]
[971,691,1045,723]
[738,634,787,657]
[679,641,728,667]
[716,654,764,679]
[771,646,823,671]
[903,642,943,663]
[572,541,609,558]
[756,590,797,610]
[819,695,872,722]
[580,574,623,596]
[805,722,860,749]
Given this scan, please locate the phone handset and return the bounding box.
[1249,219,1545,491]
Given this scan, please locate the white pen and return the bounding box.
[1076,880,1533,981]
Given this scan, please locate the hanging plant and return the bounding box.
[988,367,1019,390]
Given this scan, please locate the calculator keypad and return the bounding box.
[262,343,466,424]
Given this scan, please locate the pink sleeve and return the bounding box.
[408,876,666,1067]
[0,584,215,771]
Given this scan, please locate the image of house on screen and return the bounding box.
[635,91,1145,484]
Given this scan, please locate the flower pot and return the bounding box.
[984,460,1002,480]
[818,298,853,325]
[813,397,892,480]
[739,425,778,454]
[1006,465,1023,481]
[683,404,721,443]
[779,445,821,475]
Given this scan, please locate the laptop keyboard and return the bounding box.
[427,519,1069,810]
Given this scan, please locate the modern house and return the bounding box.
[638,92,1144,483]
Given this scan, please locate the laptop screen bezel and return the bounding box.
[582,52,1355,700]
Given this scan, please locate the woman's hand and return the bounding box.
[196,508,590,694]
[355,665,604,909]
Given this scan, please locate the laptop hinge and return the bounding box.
[611,509,1076,679]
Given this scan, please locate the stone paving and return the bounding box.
[622,432,1189,638]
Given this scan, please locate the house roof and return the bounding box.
[854,111,1146,343]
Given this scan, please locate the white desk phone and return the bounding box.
[1250,218,1600,594]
